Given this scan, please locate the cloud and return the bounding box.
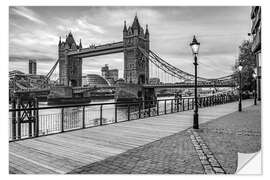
[9,6,251,79]
[10,7,46,25]
[77,18,105,34]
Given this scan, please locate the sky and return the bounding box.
[9,6,251,80]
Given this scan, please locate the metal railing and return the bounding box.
[9,93,238,142]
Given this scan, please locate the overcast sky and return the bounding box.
[9,6,251,79]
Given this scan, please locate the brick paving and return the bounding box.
[68,129,204,174]
[188,129,225,174]
[68,103,261,174]
[198,104,261,174]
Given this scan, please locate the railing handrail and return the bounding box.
[9,94,232,112]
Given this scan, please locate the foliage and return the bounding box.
[233,40,256,92]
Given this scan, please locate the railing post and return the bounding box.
[12,99,16,140]
[139,102,141,119]
[100,105,103,125]
[34,98,39,137]
[128,104,130,120]
[164,100,167,114]
[171,99,173,113]
[82,106,85,128]
[192,98,194,109]
[61,108,64,132]
[16,98,21,139]
[177,99,180,112]
[182,99,185,111]
[115,104,117,123]
[148,103,151,117]
[157,101,159,116]
[188,98,190,110]
[28,101,32,138]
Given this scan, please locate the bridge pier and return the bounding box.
[115,83,156,108]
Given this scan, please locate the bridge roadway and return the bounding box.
[9,99,253,174]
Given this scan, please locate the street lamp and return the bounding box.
[253,68,257,105]
[238,64,243,112]
[190,35,200,129]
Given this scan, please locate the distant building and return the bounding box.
[251,6,261,100]
[101,64,119,84]
[82,75,88,86]
[29,59,37,75]
[9,70,48,91]
[149,77,161,85]
[84,74,110,87]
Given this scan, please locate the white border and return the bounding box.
[1,0,268,180]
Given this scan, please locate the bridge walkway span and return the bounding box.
[9,99,253,174]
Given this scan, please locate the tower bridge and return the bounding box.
[11,15,237,103]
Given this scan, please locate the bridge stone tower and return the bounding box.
[123,15,150,85]
[58,32,82,87]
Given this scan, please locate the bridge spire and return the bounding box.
[132,14,140,30]
[123,20,127,32]
[79,39,82,48]
[58,36,61,46]
[145,24,149,34]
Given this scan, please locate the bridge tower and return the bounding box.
[58,32,82,87]
[123,15,150,85]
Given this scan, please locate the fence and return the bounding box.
[9,93,238,141]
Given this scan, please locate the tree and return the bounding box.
[233,40,256,92]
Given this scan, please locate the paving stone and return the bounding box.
[201,159,210,165]
[213,167,225,173]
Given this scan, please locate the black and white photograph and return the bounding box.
[3,1,265,176]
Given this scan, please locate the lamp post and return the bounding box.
[190,35,200,129]
[253,68,257,105]
[238,64,243,112]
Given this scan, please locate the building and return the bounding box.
[101,64,119,84]
[82,75,88,87]
[149,77,161,85]
[9,70,48,91]
[29,59,37,75]
[84,74,110,87]
[251,6,261,100]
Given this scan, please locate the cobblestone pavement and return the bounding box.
[188,129,226,174]
[198,104,261,174]
[68,104,261,174]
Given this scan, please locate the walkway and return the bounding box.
[9,100,254,174]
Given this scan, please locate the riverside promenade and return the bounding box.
[9,99,260,174]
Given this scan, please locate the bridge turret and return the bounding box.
[58,32,82,87]
[123,15,150,85]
